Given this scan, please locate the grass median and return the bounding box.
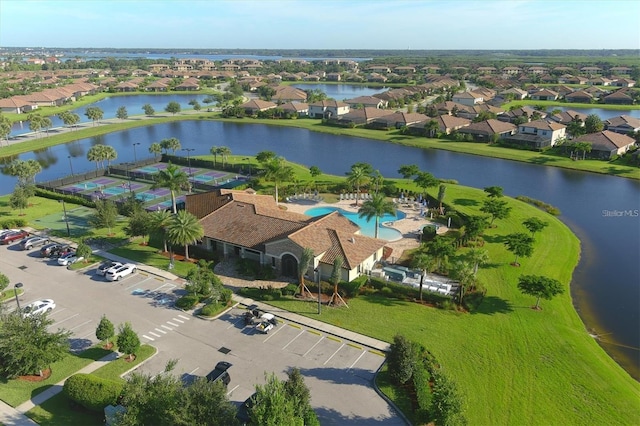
[265,184,640,424]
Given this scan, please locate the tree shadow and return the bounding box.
[471,295,514,315]
[528,156,560,165]
[314,406,400,425]
[452,198,479,206]
[482,234,506,244]
[298,366,375,386]
[361,294,407,307]
[604,166,632,176]
[68,338,94,353]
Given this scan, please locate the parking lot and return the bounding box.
[1,240,405,425]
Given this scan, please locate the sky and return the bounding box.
[1,0,639,50]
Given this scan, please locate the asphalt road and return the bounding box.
[0,240,405,425]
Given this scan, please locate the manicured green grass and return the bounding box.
[266,184,640,425]
[25,345,156,426]
[109,239,198,278]
[0,347,111,407]
[501,99,640,111]
[0,288,23,302]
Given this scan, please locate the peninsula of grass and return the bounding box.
[265,183,640,425]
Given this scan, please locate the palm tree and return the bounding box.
[262,156,294,204]
[298,247,314,297]
[218,146,232,167]
[210,146,219,166]
[166,210,204,261]
[149,209,173,252]
[151,163,189,214]
[160,137,181,154]
[346,164,370,206]
[465,248,489,275]
[87,145,103,170]
[357,193,396,239]
[450,261,476,306]
[411,252,436,301]
[149,142,162,161]
[328,256,347,307]
[103,145,117,168]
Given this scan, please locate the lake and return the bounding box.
[1,121,638,378]
[553,106,640,120]
[292,83,387,100]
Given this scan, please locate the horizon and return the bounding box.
[1,0,639,50]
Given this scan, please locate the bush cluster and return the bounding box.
[200,301,224,317]
[175,294,199,310]
[63,373,124,412]
[0,219,27,228]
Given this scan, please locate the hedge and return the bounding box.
[63,373,124,412]
[175,294,199,310]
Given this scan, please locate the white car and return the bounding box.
[105,263,137,281]
[57,252,83,266]
[22,299,56,317]
[255,312,277,334]
[96,261,123,276]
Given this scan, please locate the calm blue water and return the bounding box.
[553,106,640,120]
[305,206,406,241]
[9,94,211,137]
[292,84,386,101]
[55,52,372,62]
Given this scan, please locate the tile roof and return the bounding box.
[574,130,636,150]
[460,119,516,135]
[605,115,640,128]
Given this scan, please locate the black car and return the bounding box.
[243,304,263,326]
[40,243,71,258]
[206,361,231,387]
[236,392,257,425]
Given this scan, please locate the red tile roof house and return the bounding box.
[604,115,640,134]
[611,78,636,88]
[457,119,517,142]
[506,120,567,150]
[497,106,542,123]
[406,115,471,137]
[185,189,387,282]
[175,77,200,91]
[573,131,637,159]
[146,78,172,92]
[344,96,387,109]
[271,86,307,103]
[451,91,484,106]
[550,110,588,126]
[308,100,350,119]
[0,96,38,114]
[240,99,277,115]
[368,112,429,130]
[278,102,309,118]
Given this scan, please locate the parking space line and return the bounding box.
[149,332,161,337]
[155,328,167,334]
[177,314,190,321]
[349,350,367,370]
[167,321,179,327]
[47,307,67,316]
[303,336,325,357]
[69,320,93,331]
[154,277,164,282]
[53,313,79,325]
[227,385,239,396]
[227,316,245,329]
[324,343,345,365]
[263,323,285,342]
[153,283,175,292]
[124,277,151,290]
[143,335,155,341]
[78,330,95,339]
[282,330,306,350]
[172,318,184,323]
[161,325,173,331]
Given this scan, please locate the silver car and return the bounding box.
[20,236,50,250]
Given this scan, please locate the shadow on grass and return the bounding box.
[529,156,561,165]
[452,198,479,206]
[361,294,408,307]
[472,295,514,315]
[483,234,507,244]
[26,391,103,426]
[604,166,635,176]
[74,346,112,361]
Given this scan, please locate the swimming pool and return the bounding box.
[305,207,405,241]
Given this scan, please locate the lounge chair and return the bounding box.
[339,194,343,200]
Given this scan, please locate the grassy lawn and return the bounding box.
[0,347,111,408]
[265,184,640,425]
[25,345,156,426]
[109,239,198,278]
[501,99,640,111]
[0,288,23,302]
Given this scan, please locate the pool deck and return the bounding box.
[284,198,449,261]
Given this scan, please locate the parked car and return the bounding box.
[243,304,263,326]
[205,361,232,387]
[236,392,257,424]
[41,243,71,258]
[57,252,84,266]
[105,263,137,281]
[0,230,29,245]
[255,312,277,334]
[0,229,19,238]
[20,236,50,250]
[96,261,123,276]
[22,299,56,317]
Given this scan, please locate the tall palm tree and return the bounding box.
[149,142,162,161]
[346,164,370,206]
[262,156,294,204]
[411,252,436,301]
[217,146,232,168]
[166,210,204,261]
[450,260,476,306]
[87,145,103,170]
[298,247,314,297]
[103,145,117,168]
[466,248,489,275]
[151,163,189,214]
[210,146,219,166]
[357,193,396,239]
[149,209,173,252]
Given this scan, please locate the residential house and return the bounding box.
[369,112,428,130]
[528,66,548,75]
[611,78,636,88]
[279,102,309,118]
[573,131,636,159]
[331,107,393,127]
[580,66,603,76]
[454,104,504,121]
[308,100,349,119]
[565,90,594,103]
[367,65,391,73]
[113,80,141,92]
[0,96,38,114]
[367,73,388,83]
[550,110,588,126]
[554,85,575,98]
[498,106,542,123]
[185,189,387,281]
[271,86,307,103]
[502,66,522,75]
[610,67,632,75]
[604,115,640,134]
[530,89,559,101]
[394,66,416,74]
[457,119,516,142]
[507,120,567,149]
[406,115,471,136]
[344,96,387,109]
[500,87,527,100]
[326,73,341,81]
[175,78,200,91]
[564,75,589,85]
[240,99,277,115]
[146,78,172,92]
[588,77,613,86]
[603,90,634,105]
[452,91,484,106]
[477,66,497,74]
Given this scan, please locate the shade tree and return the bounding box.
[503,232,535,266]
[85,106,104,125]
[517,274,564,310]
[117,322,141,361]
[480,198,512,226]
[166,209,204,260]
[522,217,549,238]
[96,315,115,347]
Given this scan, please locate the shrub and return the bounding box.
[63,373,124,412]
[380,286,394,297]
[220,288,233,305]
[175,294,199,310]
[282,283,298,296]
[0,219,27,228]
[387,334,415,385]
[200,302,224,317]
[413,361,433,423]
[342,276,366,298]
